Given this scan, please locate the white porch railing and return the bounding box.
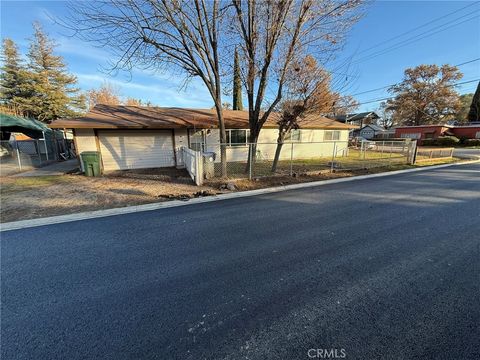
[181,146,203,186]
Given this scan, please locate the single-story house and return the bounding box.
[357,124,388,139]
[450,124,480,139]
[328,112,380,128]
[49,105,356,172]
[395,124,480,144]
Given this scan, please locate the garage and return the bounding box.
[98,130,175,171]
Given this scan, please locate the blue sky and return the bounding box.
[1,1,479,112]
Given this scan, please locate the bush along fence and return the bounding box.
[181,139,417,183]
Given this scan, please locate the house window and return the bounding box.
[189,129,204,151]
[324,130,341,141]
[476,131,480,139]
[400,133,421,139]
[226,129,249,146]
[285,129,301,142]
[424,132,434,139]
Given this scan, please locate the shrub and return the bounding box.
[464,139,480,147]
[421,139,437,146]
[458,136,469,145]
[436,136,459,146]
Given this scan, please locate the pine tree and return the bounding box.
[16,22,85,122]
[467,82,480,122]
[232,48,243,111]
[0,38,26,105]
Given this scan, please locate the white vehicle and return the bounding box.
[0,145,11,158]
[350,136,376,149]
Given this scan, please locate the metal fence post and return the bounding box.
[42,131,49,162]
[290,142,294,176]
[410,140,418,164]
[248,143,253,180]
[331,142,337,173]
[195,150,203,186]
[14,138,22,171]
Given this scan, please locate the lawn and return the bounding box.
[215,149,409,178]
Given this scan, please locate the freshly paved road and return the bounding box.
[454,148,480,160]
[2,163,480,360]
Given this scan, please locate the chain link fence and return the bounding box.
[190,139,416,181]
[0,135,73,176]
[415,147,454,163]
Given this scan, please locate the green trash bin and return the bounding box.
[80,151,102,177]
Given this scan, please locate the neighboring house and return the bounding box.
[450,124,480,139]
[395,124,480,144]
[49,105,356,172]
[328,112,380,128]
[357,124,388,139]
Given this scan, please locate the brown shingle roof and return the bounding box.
[49,104,357,130]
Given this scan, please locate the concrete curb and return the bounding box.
[1,160,478,232]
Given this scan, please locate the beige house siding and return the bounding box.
[74,128,98,153]
[74,129,99,171]
[97,130,175,171]
[73,128,349,170]
[204,128,349,162]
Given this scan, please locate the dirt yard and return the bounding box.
[0,159,461,223]
[0,169,220,223]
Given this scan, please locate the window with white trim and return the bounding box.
[285,129,301,142]
[226,129,249,146]
[476,131,480,139]
[324,130,341,141]
[189,129,204,151]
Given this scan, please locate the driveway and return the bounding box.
[12,159,79,177]
[1,163,479,359]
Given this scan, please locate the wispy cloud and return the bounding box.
[76,73,213,108]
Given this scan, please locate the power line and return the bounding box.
[349,58,480,97]
[455,58,480,67]
[352,78,480,107]
[353,12,480,64]
[355,2,478,57]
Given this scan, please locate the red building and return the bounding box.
[451,125,480,139]
[394,124,480,144]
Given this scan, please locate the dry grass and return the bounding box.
[0,156,461,223]
[0,172,220,223]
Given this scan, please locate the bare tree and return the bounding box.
[86,82,122,110]
[271,56,336,172]
[66,0,229,176]
[376,101,395,129]
[231,0,364,167]
[330,94,359,117]
[125,97,143,106]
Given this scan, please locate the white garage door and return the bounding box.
[98,130,175,171]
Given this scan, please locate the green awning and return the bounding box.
[0,113,52,139]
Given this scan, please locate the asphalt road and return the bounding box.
[2,163,480,360]
[454,148,480,159]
